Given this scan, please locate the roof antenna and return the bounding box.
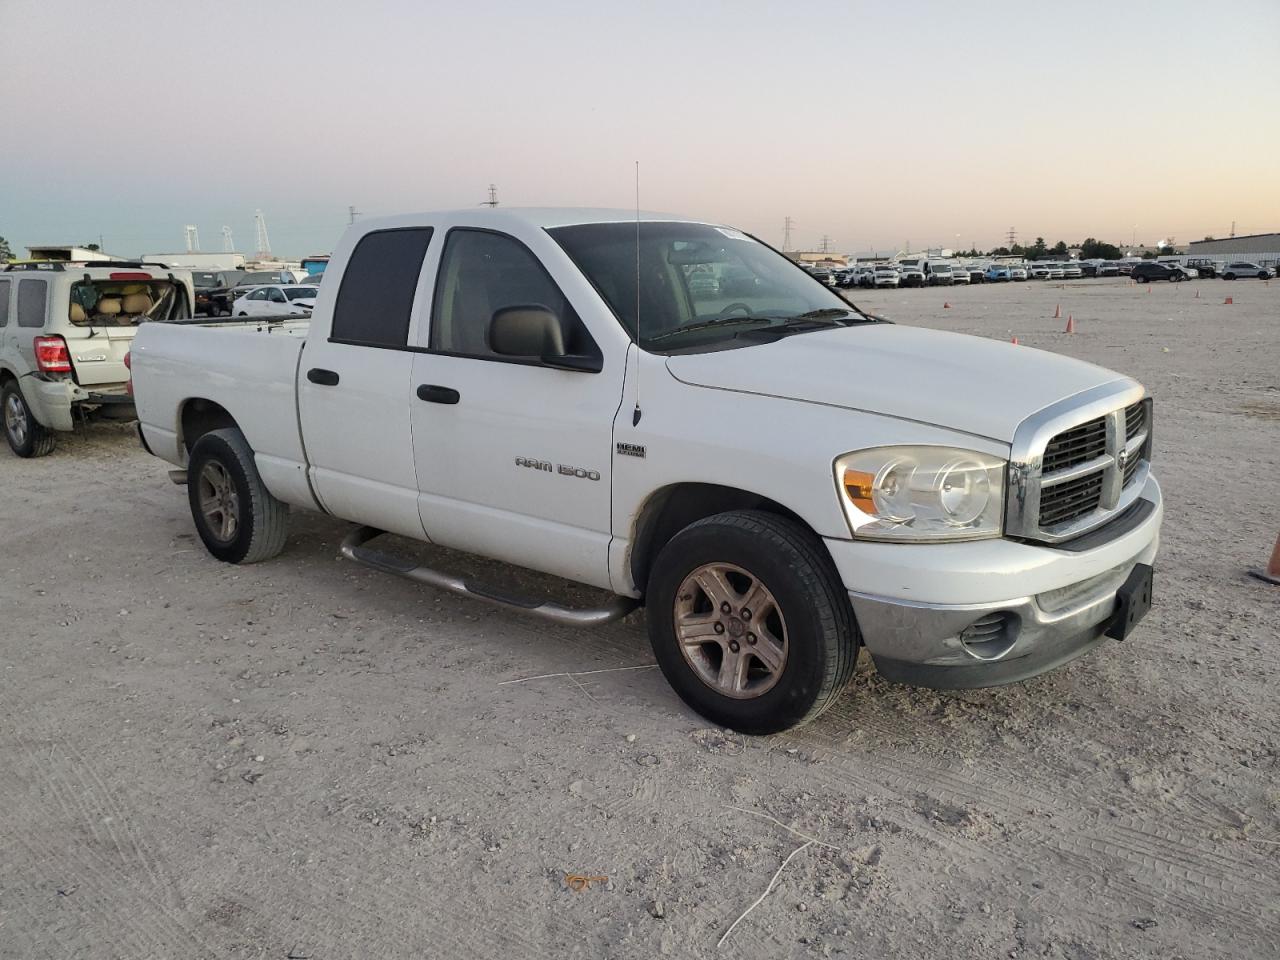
[632,160,643,427]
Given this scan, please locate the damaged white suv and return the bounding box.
[1,261,193,456]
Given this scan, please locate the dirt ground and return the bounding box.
[2,276,1277,959]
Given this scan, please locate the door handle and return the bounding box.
[307,368,340,386]
[416,384,460,404]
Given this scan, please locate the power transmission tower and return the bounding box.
[184,225,200,252]
[819,235,832,254]
[783,216,794,251]
[483,184,499,207]
[348,205,362,224]
[253,210,272,259]
[1006,227,1017,249]
[222,226,235,252]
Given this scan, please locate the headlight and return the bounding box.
[835,446,1005,542]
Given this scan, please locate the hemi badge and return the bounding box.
[616,442,646,459]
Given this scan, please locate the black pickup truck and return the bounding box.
[192,270,247,317]
[1185,258,1220,279]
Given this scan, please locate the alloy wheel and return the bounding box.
[197,461,240,543]
[673,562,788,699]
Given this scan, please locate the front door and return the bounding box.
[409,227,623,590]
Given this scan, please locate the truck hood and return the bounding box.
[664,324,1129,443]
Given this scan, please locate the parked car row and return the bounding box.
[832,256,1275,289]
[193,268,321,317]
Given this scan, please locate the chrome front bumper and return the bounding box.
[833,479,1162,690]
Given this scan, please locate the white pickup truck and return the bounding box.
[131,208,1162,733]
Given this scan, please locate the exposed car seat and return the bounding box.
[69,302,87,323]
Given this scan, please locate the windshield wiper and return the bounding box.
[645,316,776,343]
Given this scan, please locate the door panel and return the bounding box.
[409,227,623,589]
[297,226,436,539]
[410,354,620,588]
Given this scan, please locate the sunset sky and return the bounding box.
[3,0,1277,258]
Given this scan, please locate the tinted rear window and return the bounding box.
[18,279,48,328]
[331,228,434,348]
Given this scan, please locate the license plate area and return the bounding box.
[1106,563,1154,641]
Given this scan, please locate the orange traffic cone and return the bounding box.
[943,301,951,309]
[1249,534,1280,585]
[1010,335,1019,345]
[1065,315,1075,334]
[1225,296,1233,305]
[1053,304,1061,319]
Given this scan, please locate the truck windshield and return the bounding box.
[549,221,864,351]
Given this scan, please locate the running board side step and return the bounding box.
[339,526,639,627]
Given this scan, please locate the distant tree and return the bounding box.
[1079,238,1122,260]
[1026,237,1047,259]
[1050,240,1069,256]
[1141,250,1157,259]
[1202,235,1214,241]
[990,246,1011,256]
[0,235,12,262]
[85,242,100,252]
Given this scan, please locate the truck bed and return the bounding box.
[132,318,313,494]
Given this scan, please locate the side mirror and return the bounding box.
[489,304,567,358]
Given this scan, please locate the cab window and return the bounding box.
[430,229,591,360]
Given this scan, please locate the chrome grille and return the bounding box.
[1039,471,1105,527]
[1006,389,1153,544]
[1041,417,1107,474]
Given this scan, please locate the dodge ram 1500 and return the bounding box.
[131,208,1162,733]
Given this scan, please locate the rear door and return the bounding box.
[407,224,623,589]
[296,226,436,540]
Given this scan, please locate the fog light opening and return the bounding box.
[959,612,1019,662]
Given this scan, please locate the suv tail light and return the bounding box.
[124,350,133,396]
[34,335,72,373]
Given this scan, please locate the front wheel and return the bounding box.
[187,428,289,564]
[646,510,859,734]
[2,381,56,458]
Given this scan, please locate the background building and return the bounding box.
[1187,233,1280,267]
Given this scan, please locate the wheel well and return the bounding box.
[0,368,16,387]
[180,399,238,454]
[629,483,811,595]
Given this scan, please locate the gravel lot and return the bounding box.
[2,277,1277,959]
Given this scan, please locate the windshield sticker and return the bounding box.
[715,228,753,243]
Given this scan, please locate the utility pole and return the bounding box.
[1230,220,1236,238]
[348,205,362,224]
[483,184,499,208]
[184,225,200,252]
[783,216,794,251]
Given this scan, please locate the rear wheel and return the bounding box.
[1225,273,1236,280]
[187,428,289,564]
[2,381,55,458]
[646,510,859,734]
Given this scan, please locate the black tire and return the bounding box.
[1225,273,1235,281]
[2,381,56,458]
[238,311,248,317]
[187,428,289,564]
[646,510,859,734]
[1260,272,1269,280]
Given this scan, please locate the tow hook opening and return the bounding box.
[959,611,1020,661]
